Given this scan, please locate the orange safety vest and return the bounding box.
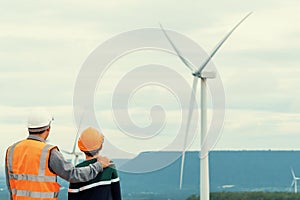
[6,139,61,200]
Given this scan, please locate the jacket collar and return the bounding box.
[27,135,46,142]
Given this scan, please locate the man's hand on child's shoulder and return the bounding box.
[97,155,112,168]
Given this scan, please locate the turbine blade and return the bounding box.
[292,180,295,187]
[160,23,197,72]
[195,12,252,75]
[61,149,72,155]
[292,167,296,179]
[179,77,199,189]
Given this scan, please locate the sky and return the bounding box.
[0,0,299,165]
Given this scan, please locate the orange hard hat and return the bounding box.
[78,127,104,152]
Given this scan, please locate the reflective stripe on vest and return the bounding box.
[7,141,22,174]
[39,144,54,176]
[9,174,56,182]
[7,140,59,199]
[11,189,58,198]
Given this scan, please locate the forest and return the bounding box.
[187,192,300,200]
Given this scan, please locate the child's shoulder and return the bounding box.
[75,158,97,167]
[105,161,117,170]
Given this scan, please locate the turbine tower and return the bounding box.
[160,12,252,200]
[291,168,300,193]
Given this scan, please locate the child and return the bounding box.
[68,127,122,200]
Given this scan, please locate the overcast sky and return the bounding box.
[0,0,299,165]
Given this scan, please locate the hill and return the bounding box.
[117,150,300,199]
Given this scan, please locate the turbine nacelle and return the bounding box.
[61,149,83,165]
[193,71,217,79]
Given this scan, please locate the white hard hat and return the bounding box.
[27,108,54,132]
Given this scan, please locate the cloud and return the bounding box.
[0,71,75,106]
[0,0,299,157]
[215,109,300,150]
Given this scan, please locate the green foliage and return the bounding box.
[187,192,300,200]
[187,194,199,200]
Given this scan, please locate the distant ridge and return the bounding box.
[118,151,182,173]
[116,150,300,198]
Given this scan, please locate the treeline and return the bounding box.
[187,192,300,200]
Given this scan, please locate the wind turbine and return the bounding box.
[291,168,300,193]
[61,114,85,165]
[160,12,252,200]
[61,138,83,165]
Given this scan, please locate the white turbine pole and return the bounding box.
[201,78,209,200]
[291,167,300,193]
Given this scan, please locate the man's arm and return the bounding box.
[49,148,107,183]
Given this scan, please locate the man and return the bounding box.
[68,127,122,200]
[5,108,111,200]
